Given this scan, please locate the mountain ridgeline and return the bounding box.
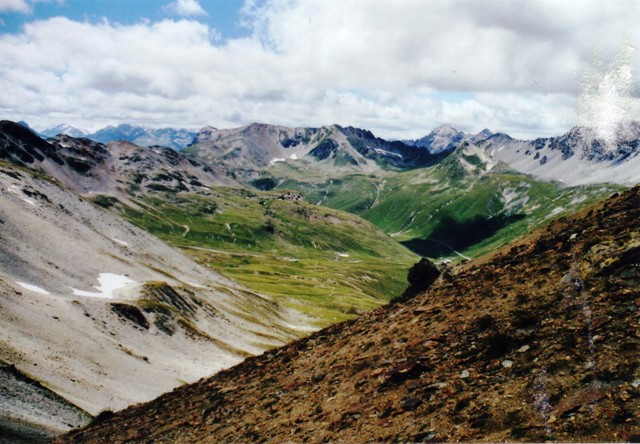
[182,121,631,259]
[39,123,198,151]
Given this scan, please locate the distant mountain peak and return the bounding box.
[85,124,197,150]
[41,124,87,138]
[432,123,460,134]
[410,125,466,154]
[466,128,495,144]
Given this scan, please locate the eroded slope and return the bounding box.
[0,162,308,436]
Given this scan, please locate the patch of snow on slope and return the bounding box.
[570,195,588,205]
[71,273,136,299]
[112,238,129,247]
[270,158,286,165]
[289,153,298,160]
[373,148,402,158]
[549,206,565,217]
[15,282,50,295]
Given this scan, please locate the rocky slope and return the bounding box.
[0,360,90,443]
[481,123,640,186]
[0,125,313,438]
[0,120,235,198]
[58,184,640,442]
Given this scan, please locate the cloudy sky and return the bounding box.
[0,0,638,139]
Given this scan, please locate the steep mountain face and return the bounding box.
[406,124,466,154]
[83,124,196,150]
[59,184,640,443]
[0,161,306,410]
[186,123,437,175]
[484,123,640,186]
[0,360,90,443]
[0,124,318,439]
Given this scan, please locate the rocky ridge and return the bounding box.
[0,121,235,198]
[40,123,198,151]
[186,123,438,175]
[482,123,640,186]
[59,185,640,442]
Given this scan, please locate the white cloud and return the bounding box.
[0,0,31,13]
[1,1,638,139]
[164,0,207,17]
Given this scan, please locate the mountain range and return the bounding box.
[1,117,639,442]
[36,120,640,188]
[39,123,198,151]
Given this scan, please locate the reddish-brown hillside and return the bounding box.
[59,186,640,443]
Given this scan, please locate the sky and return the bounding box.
[0,0,639,140]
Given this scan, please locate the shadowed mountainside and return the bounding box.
[59,185,640,442]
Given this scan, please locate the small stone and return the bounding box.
[501,360,513,368]
[517,345,530,353]
[548,414,557,424]
[400,396,422,411]
[460,369,470,379]
[311,373,326,383]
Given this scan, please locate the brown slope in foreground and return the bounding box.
[59,186,640,443]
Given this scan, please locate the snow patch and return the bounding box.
[373,148,402,158]
[549,206,565,217]
[15,281,50,295]
[270,158,286,165]
[289,153,298,160]
[71,273,136,299]
[185,282,207,289]
[336,252,350,258]
[22,198,36,206]
[570,195,587,205]
[112,238,129,247]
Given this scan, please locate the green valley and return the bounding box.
[96,187,418,327]
[255,145,624,260]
